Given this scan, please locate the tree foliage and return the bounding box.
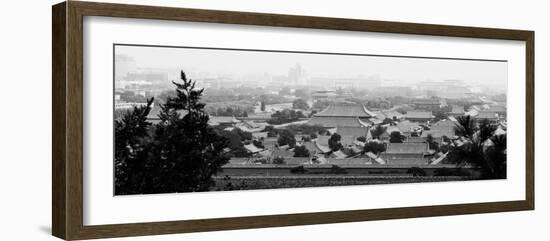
[448,116,506,179]
[293,145,311,157]
[363,140,386,155]
[292,98,309,110]
[114,71,230,195]
[370,125,387,140]
[277,129,296,147]
[268,109,306,124]
[328,133,343,151]
[389,131,405,143]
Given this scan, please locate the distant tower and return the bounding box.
[288,64,307,85]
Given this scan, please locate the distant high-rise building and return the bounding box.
[288,64,307,85]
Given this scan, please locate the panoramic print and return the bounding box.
[113,44,507,195]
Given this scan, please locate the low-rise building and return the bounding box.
[381,142,429,165]
[404,111,433,122]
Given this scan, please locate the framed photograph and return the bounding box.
[52,1,534,240]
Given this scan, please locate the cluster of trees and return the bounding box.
[268,109,306,125]
[389,131,406,143]
[286,124,328,138]
[203,101,255,117]
[370,125,387,140]
[260,93,293,105]
[292,98,309,110]
[363,140,386,155]
[277,129,296,148]
[216,128,253,158]
[114,72,230,195]
[206,106,251,117]
[293,145,310,157]
[328,133,343,151]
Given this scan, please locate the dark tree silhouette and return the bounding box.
[114,71,230,195]
[260,101,266,111]
[328,133,343,151]
[426,134,439,151]
[454,115,476,139]
[363,140,386,155]
[114,98,154,194]
[370,125,387,140]
[389,131,405,143]
[277,129,296,147]
[293,145,311,157]
[449,116,505,179]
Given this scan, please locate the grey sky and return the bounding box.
[115,44,507,88]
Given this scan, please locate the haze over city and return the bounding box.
[115,44,507,92]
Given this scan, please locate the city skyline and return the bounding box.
[115,44,507,91]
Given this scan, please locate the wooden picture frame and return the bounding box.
[52,1,534,240]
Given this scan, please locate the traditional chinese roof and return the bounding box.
[251,132,268,139]
[421,129,455,138]
[330,150,348,159]
[475,111,498,120]
[413,98,440,105]
[385,142,428,154]
[366,152,386,164]
[450,105,465,115]
[404,111,433,120]
[314,141,332,154]
[314,103,376,118]
[235,121,266,133]
[485,105,506,112]
[336,126,369,137]
[396,120,420,133]
[308,116,371,128]
[208,116,240,126]
[244,144,263,154]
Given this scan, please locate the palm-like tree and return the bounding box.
[449,116,506,179]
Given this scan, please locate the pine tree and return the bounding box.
[114,71,230,194]
[149,71,230,193]
[114,98,154,194]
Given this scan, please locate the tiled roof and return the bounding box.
[314,103,375,118]
[432,120,456,128]
[396,120,420,133]
[308,116,370,128]
[421,129,455,138]
[336,126,369,137]
[486,105,506,112]
[450,105,464,114]
[244,144,263,153]
[252,132,268,139]
[413,99,440,105]
[373,110,404,120]
[208,116,240,125]
[475,111,498,120]
[405,111,433,119]
[385,142,428,154]
[330,150,348,159]
[314,141,331,153]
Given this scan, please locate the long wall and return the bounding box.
[212,175,472,191]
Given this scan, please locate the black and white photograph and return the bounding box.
[113,44,508,195]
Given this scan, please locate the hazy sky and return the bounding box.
[115,44,507,88]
